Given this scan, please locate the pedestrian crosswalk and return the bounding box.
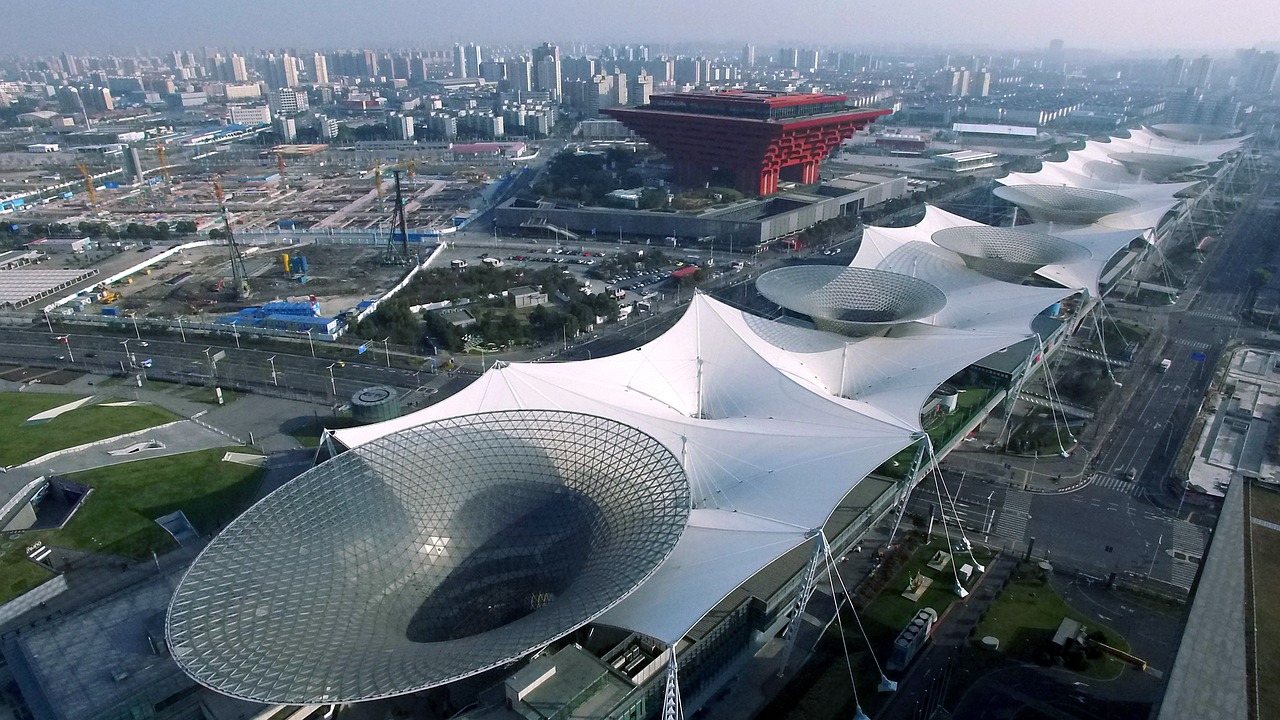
[1088,472,1146,496]
[1171,337,1214,351]
[1170,520,1208,589]
[993,490,1032,542]
[1185,310,1237,323]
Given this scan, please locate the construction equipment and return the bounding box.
[275,149,287,186]
[154,143,172,189]
[382,169,412,265]
[75,162,97,207]
[212,176,252,300]
[372,160,416,201]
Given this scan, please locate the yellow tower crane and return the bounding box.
[75,163,97,207]
[154,143,172,189]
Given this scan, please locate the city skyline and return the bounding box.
[0,0,1277,55]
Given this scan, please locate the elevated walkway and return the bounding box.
[1062,344,1131,368]
[1017,390,1095,419]
[521,216,581,241]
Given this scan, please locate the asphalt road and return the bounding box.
[0,328,446,409]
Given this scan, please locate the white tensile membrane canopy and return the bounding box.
[1027,224,1150,298]
[331,288,1047,644]
[854,206,1079,334]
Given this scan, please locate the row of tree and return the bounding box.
[10,220,200,241]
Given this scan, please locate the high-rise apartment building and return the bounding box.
[506,56,533,93]
[1186,55,1213,90]
[1164,56,1186,87]
[465,44,482,79]
[798,49,819,73]
[282,54,299,88]
[388,113,415,141]
[230,54,248,82]
[629,71,653,106]
[742,44,756,68]
[316,114,339,141]
[310,53,329,85]
[532,43,562,102]
[611,69,628,106]
[274,115,297,143]
[453,45,467,77]
[1242,50,1280,93]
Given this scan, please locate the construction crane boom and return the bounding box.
[382,169,413,265]
[154,143,171,189]
[76,162,97,207]
[212,175,251,300]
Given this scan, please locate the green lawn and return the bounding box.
[861,539,993,645]
[0,447,265,604]
[0,535,55,604]
[0,392,178,466]
[975,563,1130,680]
[36,448,264,560]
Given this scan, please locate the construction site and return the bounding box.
[0,141,509,325]
[0,142,490,233]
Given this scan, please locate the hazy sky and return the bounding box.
[3,0,1276,55]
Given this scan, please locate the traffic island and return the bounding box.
[973,560,1131,681]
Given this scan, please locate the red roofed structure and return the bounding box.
[602,90,890,196]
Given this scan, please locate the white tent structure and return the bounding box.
[173,122,1219,705]
[329,287,1053,646]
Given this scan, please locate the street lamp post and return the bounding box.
[382,337,391,368]
[132,315,141,340]
[43,310,54,333]
[327,363,337,397]
[177,316,186,343]
[268,355,278,386]
[56,335,74,362]
[984,491,995,539]
[230,321,241,349]
[203,347,215,379]
[120,339,132,367]
[306,328,315,358]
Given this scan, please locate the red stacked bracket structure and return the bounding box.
[604,91,891,197]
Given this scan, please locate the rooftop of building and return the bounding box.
[631,90,865,122]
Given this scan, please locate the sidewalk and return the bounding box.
[4,370,325,455]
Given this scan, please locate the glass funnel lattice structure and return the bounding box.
[167,410,690,704]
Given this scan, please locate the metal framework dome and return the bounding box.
[167,410,690,704]
[931,226,1091,282]
[1106,151,1206,179]
[756,265,947,335]
[993,185,1140,225]
[1148,124,1236,142]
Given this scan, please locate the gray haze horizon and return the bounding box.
[2,0,1276,56]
